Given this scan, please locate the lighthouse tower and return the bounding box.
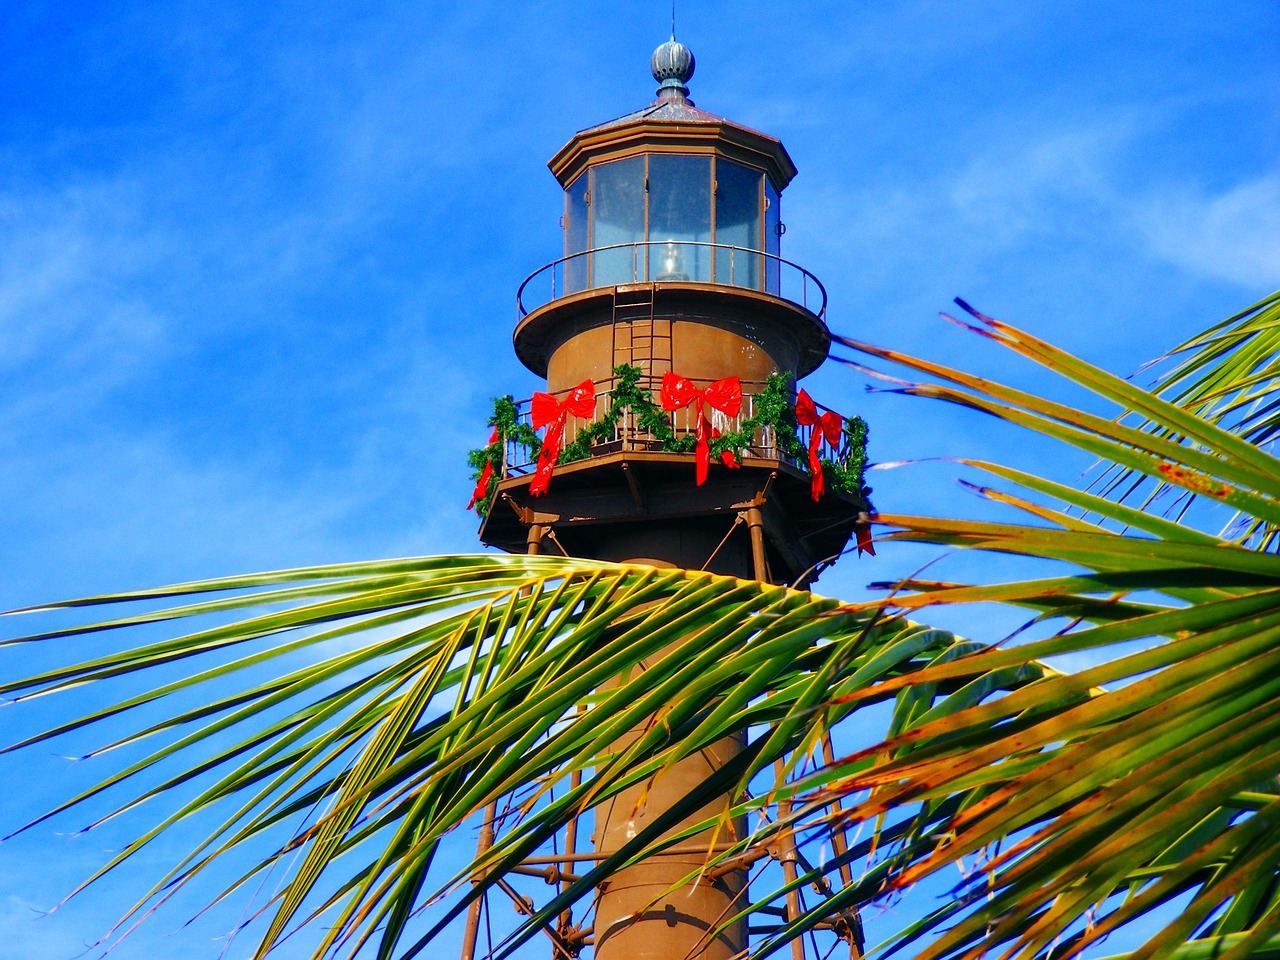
[465,37,870,960]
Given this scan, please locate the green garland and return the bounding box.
[560,366,807,466]
[826,415,872,500]
[467,396,540,517]
[558,365,695,462]
[466,370,873,516]
[708,372,806,465]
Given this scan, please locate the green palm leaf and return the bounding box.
[742,298,1280,960]
[1094,290,1280,544]
[3,553,1036,959]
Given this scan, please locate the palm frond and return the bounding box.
[749,302,1280,960]
[2,553,1032,959]
[1094,290,1280,545]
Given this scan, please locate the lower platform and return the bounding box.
[477,450,869,587]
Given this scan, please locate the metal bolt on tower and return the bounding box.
[466,36,872,960]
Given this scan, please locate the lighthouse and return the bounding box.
[465,36,870,960]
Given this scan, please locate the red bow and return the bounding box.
[529,379,595,496]
[467,427,500,510]
[855,522,876,557]
[795,389,843,501]
[660,373,742,485]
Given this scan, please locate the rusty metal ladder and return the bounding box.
[610,283,670,379]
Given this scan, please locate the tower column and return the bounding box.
[593,726,747,960]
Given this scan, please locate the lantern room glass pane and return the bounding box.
[765,180,781,295]
[648,154,711,282]
[714,159,763,289]
[591,156,646,286]
[564,173,589,293]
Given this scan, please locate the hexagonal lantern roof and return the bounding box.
[547,37,798,192]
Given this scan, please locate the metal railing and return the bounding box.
[516,241,827,320]
[499,376,847,478]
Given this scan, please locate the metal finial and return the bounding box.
[650,35,695,103]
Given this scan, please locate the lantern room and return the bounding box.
[561,151,781,291]
[552,39,792,296]
[514,38,828,394]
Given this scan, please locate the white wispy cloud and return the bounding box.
[946,124,1127,245]
[0,183,170,389]
[1135,174,1280,289]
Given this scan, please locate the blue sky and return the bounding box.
[0,1,1276,957]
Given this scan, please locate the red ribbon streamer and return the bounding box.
[710,426,741,470]
[467,427,500,510]
[660,373,742,485]
[529,379,595,496]
[795,388,843,501]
